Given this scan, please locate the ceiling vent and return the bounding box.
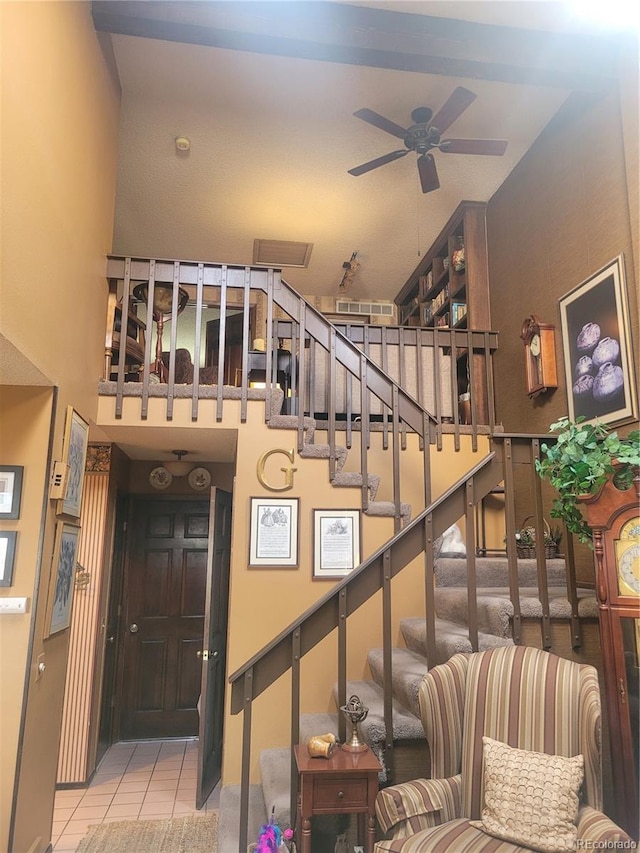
[335,299,395,317]
[253,239,314,268]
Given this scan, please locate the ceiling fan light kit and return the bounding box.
[348,86,508,193]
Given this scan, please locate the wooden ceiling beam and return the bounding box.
[91,1,627,92]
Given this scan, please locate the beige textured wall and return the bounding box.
[487,87,638,437]
[0,3,120,851]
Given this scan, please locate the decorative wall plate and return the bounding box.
[188,467,211,491]
[149,466,173,490]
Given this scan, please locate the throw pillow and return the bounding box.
[470,736,584,852]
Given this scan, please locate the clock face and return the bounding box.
[616,519,640,596]
[530,334,541,357]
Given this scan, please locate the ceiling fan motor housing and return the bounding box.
[404,121,441,153]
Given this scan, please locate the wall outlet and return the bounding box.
[0,597,28,614]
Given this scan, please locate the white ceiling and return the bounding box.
[106,1,611,303]
[91,0,631,462]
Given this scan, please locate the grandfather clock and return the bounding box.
[581,472,640,839]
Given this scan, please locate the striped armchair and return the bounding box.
[375,646,634,851]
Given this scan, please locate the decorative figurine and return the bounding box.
[306,732,337,758]
[339,694,369,752]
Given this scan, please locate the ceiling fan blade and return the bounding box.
[429,87,477,134]
[440,138,508,155]
[348,149,409,176]
[353,108,408,139]
[418,153,440,193]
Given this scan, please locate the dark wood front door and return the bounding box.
[119,497,209,740]
[197,487,232,808]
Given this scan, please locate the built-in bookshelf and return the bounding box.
[395,201,492,420]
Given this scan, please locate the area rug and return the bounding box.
[75,812,218,853]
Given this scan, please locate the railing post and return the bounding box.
[391,385,401,533]
[382,549,394,784]
[239,667,254,853]
[216,265,228,423]
[531,439,552,649]
[423,513,437,667]
[465,478,479,651]
[191,263,204,421]
[502,438,522,644]
[115,257,132,420]
[338,589,347,744]
[563,529,582,649]
[290,630,301,833]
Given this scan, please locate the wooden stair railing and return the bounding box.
[228,432,582,852]
[104,257,498,518]
[229,452,505,853]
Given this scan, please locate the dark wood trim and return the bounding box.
[91,1,623,92]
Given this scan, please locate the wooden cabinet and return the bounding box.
[395,201,491,419]
[582,474,640,839]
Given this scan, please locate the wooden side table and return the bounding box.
[293,745,381,853]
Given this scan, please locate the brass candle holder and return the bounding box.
[340,694,369,753]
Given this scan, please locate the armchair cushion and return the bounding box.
[375,776,462,841]
[576,804,637,845]
[470,737,584,852]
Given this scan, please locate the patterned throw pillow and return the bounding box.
[470,736,584,852]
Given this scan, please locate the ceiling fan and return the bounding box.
[348,86,508,193]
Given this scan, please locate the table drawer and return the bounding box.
[312,775,368,811]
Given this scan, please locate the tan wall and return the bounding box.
[0,3,120,851]
[221,401,487,784]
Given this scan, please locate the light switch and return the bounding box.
[0,597,28,614]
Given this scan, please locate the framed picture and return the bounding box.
[559,255,637,426]
[0,531,17,587]
[313,509,361,579]
[248,497,299,567]
[46,522,80,636]
[58,407,89,519]
[0,466,23,519]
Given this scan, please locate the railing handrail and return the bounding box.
[228,450,501,711]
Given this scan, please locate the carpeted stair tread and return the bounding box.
[332,471,381,501]
[367,647,429,718]
[299,442,349,469]
[401,616,513,665]
[218,783,266,853]
[299,712,340,744]
[434,586,598,638]
[435,556,568,588]
[366,500,412,525]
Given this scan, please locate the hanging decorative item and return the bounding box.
[338,251,360,291]
[149,466,173,490]
[188,467,212,491]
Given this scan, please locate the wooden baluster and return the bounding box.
[338,589,347,744]
[216,266,228,422]
[382,550,394,783]
[141,259,156,421]
[465,478,479,650]
[423,513,437,666]
[115,259,132,420]
[502,438,522,644]
[531,439,552,649]
[239,668,254,853]
[290,630,301,833]
[265,270,274,422]
[191,264,204,421]
[166,261,180,421]
[240,267,251,423]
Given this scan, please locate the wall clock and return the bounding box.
[520,315,558,398]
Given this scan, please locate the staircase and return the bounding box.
[99,257,590,852]
[220,548,598,851]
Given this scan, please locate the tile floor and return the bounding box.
[52,739,220,852]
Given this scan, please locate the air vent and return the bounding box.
[335,300,394,317]
[253,239,314,268]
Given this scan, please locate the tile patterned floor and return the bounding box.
[52,739,220,852]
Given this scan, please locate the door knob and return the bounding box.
[106,635,115,644]
[129,623,139,633]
